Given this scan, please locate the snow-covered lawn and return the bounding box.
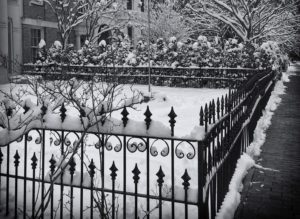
[115,85,228,137]
[0,82,228,218]
[0,83,228,140]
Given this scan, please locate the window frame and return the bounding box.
[127,0,133,10]
[140,0,145,12]
[127,26,133,43]
[30,28,43,62]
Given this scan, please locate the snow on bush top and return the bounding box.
[125,52,137,66]
[99,40,106,47]
[54,40,62,49]
[177,41,184,49]
[197,35,207,43]
[39,39,46,49]
[169,36,177,43]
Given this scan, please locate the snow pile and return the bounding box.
[216,72,289,219]
[247,73,288,157]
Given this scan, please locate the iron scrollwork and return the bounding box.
[175,141,196,159]
[150,139,170,157]
[50,130,62,146]
[104,135,123,152]
[61,131,81,153]
[126,137,147,153]
[26,129,43,144]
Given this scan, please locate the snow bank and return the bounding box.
[216,154,255,219]
[216,72,289,219]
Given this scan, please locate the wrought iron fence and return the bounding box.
[0,69,276,218]
[21,64,261,88]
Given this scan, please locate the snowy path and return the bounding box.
[234,63,300,219]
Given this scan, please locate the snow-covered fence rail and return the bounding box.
[22,64,260,88]
[0,69,277,218]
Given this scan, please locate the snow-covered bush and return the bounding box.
[152,38,166,66]
[254,41,287,70]
[33,37,288,70]
[77,41,104,65]
[240,42,257,68]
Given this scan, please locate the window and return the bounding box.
[31,29,41,62]
[127,0,133,10]
[80,35,87,47]
[127,26,133,42]
[98,24,111,44]
[140,0,144,12]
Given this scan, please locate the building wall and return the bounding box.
[20,0,145,65]
[45,27,60,48]
[0,0,145,77]
[23,0,57,22]
[124,0,145,43]
[22,0,77,63]
[0,0,9,83]
[8,0,23,75]
[22,25,31,64]
[23,0,45,20]
[23,0,55,63]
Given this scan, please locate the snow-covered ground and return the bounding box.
[0,83,227,142]
[0,83,228,218]
[115,85,228,137]
[215,70,291,219]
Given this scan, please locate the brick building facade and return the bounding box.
[0,0,145,79]
[22,0,145,64]
[22,0,76,63]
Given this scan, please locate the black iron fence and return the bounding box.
[0,68,277,218]
[21,64,261,88]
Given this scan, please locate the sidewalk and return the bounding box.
[234,64,300,219]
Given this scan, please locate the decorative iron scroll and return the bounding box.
[127,137,147,153]
[150,139,170,157]
[175,141,196,159]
